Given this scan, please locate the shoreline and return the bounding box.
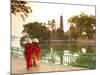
[42,39,96,44]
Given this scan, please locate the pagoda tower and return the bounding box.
[60,14,63,30]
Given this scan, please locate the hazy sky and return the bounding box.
[12,0,95,37]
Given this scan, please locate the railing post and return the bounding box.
[17,47,19,57]
[11,47,13,55]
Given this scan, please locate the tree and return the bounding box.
[69,26,79,41]
[56,28,64,39]
[47,19,56,39]
[40,25,51,40]
[48,19,56,30]
[22,22,50,41]
[11,0,32,21]
[64,31,70,40]
[68,12,96,39]
[20,35,29,48]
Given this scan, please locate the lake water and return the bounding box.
[40,42,96,53]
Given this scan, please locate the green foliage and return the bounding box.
[48,19,56,30]
[22,22,50,41]
[20,35,28,48]
[69,26,79,40]
[68,12,96,40]
[11,0,32,21]
[56,28,64,39]
[47,19,56,39]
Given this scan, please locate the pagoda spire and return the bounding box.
[60,14,63,30]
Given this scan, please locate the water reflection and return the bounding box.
[41,42,96,53]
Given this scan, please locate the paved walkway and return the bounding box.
[11,55,88,74]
